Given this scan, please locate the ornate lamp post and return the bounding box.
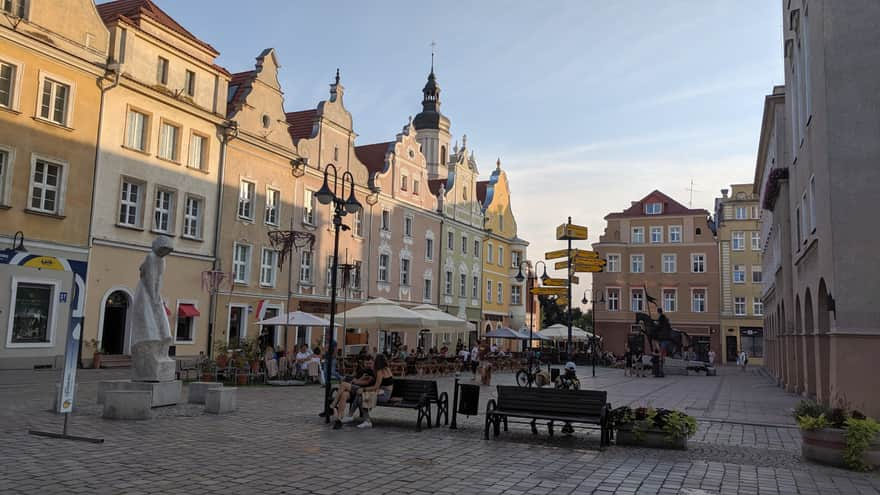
[581,290,605,378]
[515,260,548,382]
[314,164,363,423]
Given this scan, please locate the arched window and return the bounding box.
[440,146,447,166]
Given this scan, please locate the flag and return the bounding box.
[255,299,269,321]
[643,284,657,304]
[164,300,171,318]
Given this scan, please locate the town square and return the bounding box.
[1,1,879,494]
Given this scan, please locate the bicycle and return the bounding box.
[515,360,546,387]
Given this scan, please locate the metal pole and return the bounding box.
[324,206,342,423]
[592,290,597,378]
[286,217,294,351]
[528,270,534,387]
[567,217,573,359]
[449,377,460,429]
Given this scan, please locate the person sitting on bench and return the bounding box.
[351,354,396,429]
[323,357,375,423]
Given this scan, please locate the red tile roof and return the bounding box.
[354,142,394,175]
[476,180,489,204]
[605,190,709,219]
[285,110,318,142]
[97,0,219,55]
[226,70,255,117]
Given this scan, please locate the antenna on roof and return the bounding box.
[430,40,436,72]
[685,179,702,208]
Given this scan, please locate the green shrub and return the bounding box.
[844,417,880,472]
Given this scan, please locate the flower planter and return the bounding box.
[615,421,688,450]
[92,352,103,369]
[801,428,880,469]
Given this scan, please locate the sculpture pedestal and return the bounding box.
[131,340,176,382]
[98,380,181,408]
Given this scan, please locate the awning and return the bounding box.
[178,304,201,318]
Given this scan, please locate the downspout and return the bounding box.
[207,121,236,357]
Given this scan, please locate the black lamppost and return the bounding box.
[516,260,548,382]
[581,290,605,378]
[315,164,362,423]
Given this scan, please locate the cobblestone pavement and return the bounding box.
[1,366,878,494]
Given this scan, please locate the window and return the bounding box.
[486,280,492,302]
[1,0,27,19]
[440,146,447,165]
[472,276,479,299]
[463,187,468,201]
[809,176,816,232]
[497,283,503,304]
[378,254,389,283]
[157,57,169,85]
[158,122,180,161]
[662,254,676,273]
[734,297,746,316]
[0,61,17,109]
[404,216,413,237]
[473,240,480,258]
[29,159,63,215]
[401,175,408,191]
[300,251,313,283]
[227,305,245,346]
[630,289,644,312]
[732,231,745,251]
[631,227,644,244]
[461,235,468,254]
[487,243,494,263]
[753,297,764,316]
[511,285,522,305]
[153,188,174,233]
[423,278,432,301]
[413,180,420,195]
[425,238,434,261]
[663,289,677,312]
[751,266,762,283]
[650,226,662,243]
[733,265,745,284]
[354,209,363,237]
[691,289,706,313]
[446,231,453,250]
[691,254,705,273]
[303,190,315,225]
[233,244,251,283]
[117,28,127,63]
[10,281,55,345]
[801,192,809,242]
[183,195,202,239]
[38,77,70,126]
[750,205,760,219]
[0,148,8,204]
[175,305,195,343]
[400,258,411,286]
[735,206,747,220]
[630,254,644,273]
[351,261,362,290]
[606,254,620,273]
[118,179,142,227]
[188,133,207,170]
[381,210,391,232]
[751,232,761,251]
[126,110,149,151]
[238,180,255,220]
[265,188,280,225]
[459,274,466,297]
[645,202,662,215]
[184,70,195,97]
[669,226,682,243]
[606,289,619,311]
[511,251,522,268]
[499,214,505,231]
[741,328,764,357]
[445,271,452,295]
[498,247,504,266]
[260,249,277,287]
[795,207,802,246]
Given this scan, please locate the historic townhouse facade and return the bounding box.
[757,0,880,416]
[592,191,721,359]
[84,0,229,363]
[0,0,108,368]
[714,184,764,365]
[477,160,529,335]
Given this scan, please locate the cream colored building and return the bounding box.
[714,184,764,365]
[0,0,108,369]
[84,0,229,362]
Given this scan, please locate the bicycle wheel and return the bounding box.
[515,369,530,387]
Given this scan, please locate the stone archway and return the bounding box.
[794,296,804,393]
[817,279,831,404]
[804,288,816,398]
[101,290,131,355]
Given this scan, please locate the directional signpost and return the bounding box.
[543,276,580,287]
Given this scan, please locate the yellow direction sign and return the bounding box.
[529,286,568,296]
[573,251,601,262]
[554,260,570,270]
[555,297,569,306]
[573,266,605,273]
[542,276,581,287]
[555,259,605,271]
[556,223,588,241]
[545,248,575,260]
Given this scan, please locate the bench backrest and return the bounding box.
[496,386,607,417]
[391,379,437,403]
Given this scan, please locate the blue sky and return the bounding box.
[154,0,784,303]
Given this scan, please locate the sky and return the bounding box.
[152,0,784,308]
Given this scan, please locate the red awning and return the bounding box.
[178,304,201,318]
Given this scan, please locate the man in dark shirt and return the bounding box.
[343,358,376,422]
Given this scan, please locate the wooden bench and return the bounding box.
[371,378,434,431]
[484,386,611,446]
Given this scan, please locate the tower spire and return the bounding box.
[430,40,436,73]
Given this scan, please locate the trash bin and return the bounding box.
[458,384,480,416]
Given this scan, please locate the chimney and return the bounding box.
[721,188,729,198]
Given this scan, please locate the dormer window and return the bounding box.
[645,202,662,215]
[1,0,27,18]
[261,114,271,129]
[184,70,195,97]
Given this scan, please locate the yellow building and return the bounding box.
[0,1,109,368]
[477,160,529,340]
[715,184,764,365]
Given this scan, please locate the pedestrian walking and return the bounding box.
[738,350,749,371]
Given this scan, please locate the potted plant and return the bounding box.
[197,353,215,382]
[214,340,230,369]
[87,339,104,369]
[231,352,249,385]
[795,400,880,471]
[240,337,261,373]
[611,406,697,450]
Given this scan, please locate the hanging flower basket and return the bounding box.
[762,167,789,210]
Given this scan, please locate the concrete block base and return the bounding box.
[98,380,181,407]
[188,382,222,404]
[205,387,237,414]
[103,390,152,420]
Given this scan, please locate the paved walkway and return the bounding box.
[0,366,878,494]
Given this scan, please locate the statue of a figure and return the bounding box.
[130,236,175,382]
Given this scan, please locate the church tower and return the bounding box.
[413,59,451,180]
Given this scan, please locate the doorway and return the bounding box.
[726,335,738,363]
[102,291,129,355]
[263,307,279,349]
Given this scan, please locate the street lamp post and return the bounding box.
[315,164,363,423]
[515,260,548,384]
[581,290,605,378]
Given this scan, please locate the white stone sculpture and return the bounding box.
[130,236,175,382]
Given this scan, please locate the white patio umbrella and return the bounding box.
[255,311,337,327]
[516,328,551,341]
[334,297,429,330]
[538,323,593,341]
[411,304,470,332]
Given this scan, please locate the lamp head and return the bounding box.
[581,296,588,305]
[344,189,362,214]
[515,266,525,283]
[540,267,549,282]
[315,176,334,205]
